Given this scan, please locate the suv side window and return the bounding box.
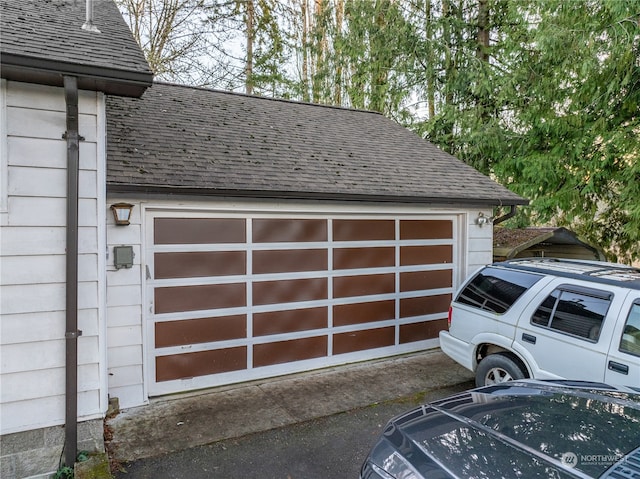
[620,302,640,357]
[531,286,612,342]
[456,267,542,314]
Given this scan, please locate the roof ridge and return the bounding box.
[151,81,383,116]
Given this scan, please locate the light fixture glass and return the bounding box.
[475,212,489,227]
[110,203,134,226]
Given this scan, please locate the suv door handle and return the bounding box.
[608,361,629,375]
[522,333,537,344]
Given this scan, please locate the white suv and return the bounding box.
[440,258,640,387]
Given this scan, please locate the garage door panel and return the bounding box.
[333,300,395,326]
[400,219,453,239]
[154,251,246,279]
[400,270,452,292]
[333,219,395,241]
[400,294,452,318]
[401,245,452,265]
[253,249,327,274]
[333,247,395,270]
[253,307,328,336]
[254,336,328,367]
[156,346,247,382]
[155,218,246,244]
[253,218,327,243]
[155,283,246,313]
[333,273,395,298]
[253,277,328,305]
[333,327,395,354]
[400,319,447,344]
[155,314,247,347]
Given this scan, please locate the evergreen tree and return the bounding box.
[493,0,640,261]
[117,0,640,261]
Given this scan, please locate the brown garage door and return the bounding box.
[147,213,456,395]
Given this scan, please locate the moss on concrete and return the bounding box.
[74,453,112,479]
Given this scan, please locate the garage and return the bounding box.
[146,211,457,395]
[105,82,526,406]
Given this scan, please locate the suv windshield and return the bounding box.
[456,267,542,314]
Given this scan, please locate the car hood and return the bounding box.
[366,381,640,479]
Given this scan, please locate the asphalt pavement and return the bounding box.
[107,350,475,478]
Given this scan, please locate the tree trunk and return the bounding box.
[312,0,327,103]
[477,0,489,61]
[334,0,344,105]
[301,0,310,102]
[442,0,453,109]
[425,0,435,119]
[245,0,255,95]
[370,0,390,113]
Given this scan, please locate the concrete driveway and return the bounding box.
[107,350,474,477]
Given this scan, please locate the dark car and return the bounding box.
[360,380,640,479]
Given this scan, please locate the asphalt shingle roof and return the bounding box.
[106,82,527,205]
[1,0,152,93]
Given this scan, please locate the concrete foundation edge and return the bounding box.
[0,419,105,479]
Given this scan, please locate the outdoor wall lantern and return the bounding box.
[475,212,491,227]
[111,203,134,226]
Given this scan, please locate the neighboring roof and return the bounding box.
[106,82,528,205]
[0,0,152,96]
[494,227,606,261]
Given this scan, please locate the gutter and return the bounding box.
[0,54,152,97]
[493,205,519,225]
[106,184,529,207]
[63,75,82,468]
[0,53,153,85]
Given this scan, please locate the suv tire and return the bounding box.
[476,354,527,387]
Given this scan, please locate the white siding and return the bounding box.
[106,203,145,408]
[0,81,106,434]
[105,199,493,408]
[0,80,7,213]
[466,208,494,277]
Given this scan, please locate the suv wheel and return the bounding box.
[476,354,527,387]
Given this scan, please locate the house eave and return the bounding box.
[1,53,153,97]
[106,183,530,207]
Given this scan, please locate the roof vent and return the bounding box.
[82,0,101,33]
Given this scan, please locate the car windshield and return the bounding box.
[407,385,640,478]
